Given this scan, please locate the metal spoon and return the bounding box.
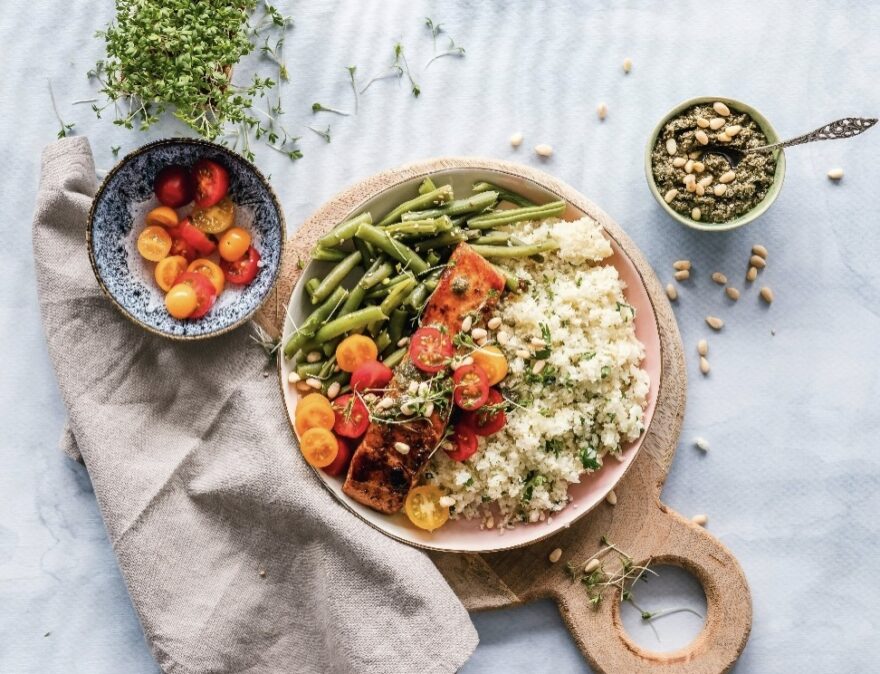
[701,116,877,167]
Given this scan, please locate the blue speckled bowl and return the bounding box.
[88,138,285,339]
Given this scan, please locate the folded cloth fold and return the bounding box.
[32,137,478,674]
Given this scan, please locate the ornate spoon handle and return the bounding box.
[754,117,877,152]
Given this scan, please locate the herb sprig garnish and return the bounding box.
[312,102,350,116]
[47,80,75,139]
[309,125,332,143]
[425,38,466,69]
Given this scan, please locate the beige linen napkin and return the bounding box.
[32,137,478,674]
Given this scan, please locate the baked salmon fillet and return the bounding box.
[342,243,506,514]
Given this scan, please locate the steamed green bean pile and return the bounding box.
[284,178,565,395]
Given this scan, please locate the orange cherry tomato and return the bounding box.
[300,427,339,468]
[165,283,198,319]
[335,335,379,373]
[218,226,252,262]
[191,196,235,234]
[404,485,450,531]
[187,258,225,295]
[145,206,179,229]
[471,345,509,386]
[295,395,336,436]
[137,225,172,262]
[154,255,188,292]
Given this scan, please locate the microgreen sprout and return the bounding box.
[311,102,350,116]
[251,324,282,361]
[393,43,420,97]
[261,36,289,81]
[309,125,332,143]
[346,66,359,113]
[359,63,404,94]
[425,17,443,50]
[425,37,466,69]
[47,80,75,139]
[111,146,120,158]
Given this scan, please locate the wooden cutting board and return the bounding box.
[257,158,751,674]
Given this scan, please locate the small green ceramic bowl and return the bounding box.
[644,96,786,232]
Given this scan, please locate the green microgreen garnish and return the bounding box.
[47,80,75,139]
[312,102,350,116]
[425,17,443,50]
[346,66,359,113]
[425,37,466,69]
[309,125,332,143]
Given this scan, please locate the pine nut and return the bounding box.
[306,351,322,363]
[288,371,301,384]
[712,101,731,116]
[606,490,618,505]
[530,336,546,348]
[548,547,563,563]
[439,495,455,507]
[584,559,601,574]
[674,269,690,281]
[487,316,502,330]
[424,402,434,417]
[397,337,409,347]
[672,157,687,168]
[306,377,322,390]
[394,441,411,455]
[698,175,713,187]
[684,159,695,173]
[531,359,547,375]
[827,167,844,180]
[461,315,473,333]
[696,117,710,128]
[471,327,488,341]
[711,272,727,285]
[725,287,740,301]
[664,188,679,204]
[535,144,553,157]
[400,402,415,415]
[686,181,697,193]
[378,396,395,409]
[496,330,510,345]
[713,184,728,197]
[510,131,523,147]
[515,349,531,359]
[327,382,341,399]
[673,260,691,271]
[752,244,768,259]
[750,255,766,269]
[695,130,709,145]
[408,380,419,394]
[706,316,724,330]
[295,380,313,394]
[692,513,709,526]
[688,151,702,159]
[691,207,702,221]
[666,283,678,301]
[697,339,708,356]
[717,132,732,143]
[719,170,736,184]
[597,102,608,120]
[760,286,774,304]
[683,173,696,187]
[693,161,706,173]
[700,356,710,375]
[418,381,430,397]
[746,266,758,282]
[725,124,742,137]
[623,57,632,73]
[695,184,705,196]
[694,436,710,451]
[709,117,725,130]
[666,138,678,155]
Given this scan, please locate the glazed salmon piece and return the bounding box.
[342,243,505,514]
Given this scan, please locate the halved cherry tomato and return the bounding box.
[331,394,370,439]
[164,283,198,319]
[350,360,394,393]
[173,271,217,319]
[471,345,509,386]
[137,225,172,261]
[220,246,261,285]
[153,165,194,208]
[192,196,235,234]
[187,258,225,295]
[192,159,229,208]
[178,218,216,256]
[336,335,379,373]
[295,394,335,435]
[145,206,179,229]
[452,364,490,411]
[404,485,450,531]
[155,255,188,292]
[218,226,252,262]
[168,235,197,263]
[460,388,507,436]
[322,437,353,477]
[409,326,453,373]
[445,423,478,462]
[300,427,339,468]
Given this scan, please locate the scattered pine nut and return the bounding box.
[394,441,411,455]
[510,131,523,147]
[693,162,706,174]
[487,316,502,330]
[760,286,774,304]
[549,548,563,563]
[746,266,758,282]
[287,371,301,384]
[674,269,690,281]
[719,170,736,184]
[496,330,510,345]
[688,151,701,159]
[698,175,713,188]
[712,101,731,116]
[684,159,695,174]
[691,207,702,221]
[709,117,725,130]
[692,514,709,526]
[695,184,705,197]
[695,130,709,145]
[673,260,691,271]
[697,339,708,356]
[752,244,768,259]
[725,287,740,301]
[295,381,313,394]
[606,490,618,505]
[827,167,844,180]
[461,315,473,333]
[699,356,710,375]
[306,350,322,363]
[694,436,710,451]
[666,138,678,155]
[623,57,633,73]
[672,157,687,168]
[665,283,678,301]
[706,316,724,331]
[597,102,608,120]
[585,558,601,573]
[750,254,767,269]
[535,143,553,157]
[664,189,679,204]
[711,272,727,285]
[326,382,341,399]
[717,132,732,143]
[305,377,322,390]
[438,495,455,507]
[696,117,710,129]
[726,125,742,137]
[713,184,728,197]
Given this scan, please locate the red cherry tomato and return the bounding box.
[408,326,453,373]
[173,271,217,319]
[178,218,216,256]
[350,360,394,393]
[168,236,197,263]
[460,388,507,437]
[322,436,353,477]
[192,159,230,208]
[220,245,261,285]
[452,364,490,411]
[153,165,194,208]
[445,423,478,462]
[331,394,370,439]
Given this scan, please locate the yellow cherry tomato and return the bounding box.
[145,206,179,229]
[187,258,225,295]
[218,226,252,261]
[191,196,235,234]
[336,334,379,373]
[154,255,188,292]
[300,427,339,468]
[295,395,336,436]
[404,485,450,532]
[165,283,198,319]
[471,345,509,386]
[137,225,172,262]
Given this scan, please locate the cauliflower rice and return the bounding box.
[425,215,650,526]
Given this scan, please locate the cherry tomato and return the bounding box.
[168,235,197,263]
[471,345,509,386]
[220,246,261,285]
[187,258,225,295]
[137,225,172,262]
[173,271,217,319]
[178,218,217,256]
[408,326,453,373]
[336,335,379,373]
[300,427,339,468]
[322,436,353,477]
[153,165,194,208]
[404,485,450,531]
[165,283,198,319]
[445,423,478,462]
[350,360,394,393]
[295,394,335,436]
[145,206,179,229]
[218,226,252,262]
[331,394,370,439]
[460,388,507,436]
[192,159,229,208]
[191,196,235,234]
[154,255,188,292]
[452,364,490,411]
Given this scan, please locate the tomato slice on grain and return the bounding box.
[460,388,507,436]
[220,246,261,285]
[174,271,217,319]
[331,394,370,439]
[154,165,194,208]
[192,159,230,208]
[452,364,490,411]
[445,423,478,462]
[350,360,394,393]
[322,436,353,477]
[409,326,453,373]
[178,218,217,256]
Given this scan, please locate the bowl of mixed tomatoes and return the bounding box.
[88,138,284,339]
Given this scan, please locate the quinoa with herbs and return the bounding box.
[651,103,777,223]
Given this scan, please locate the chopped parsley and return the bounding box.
[580,446,600,470]
[522,471,546,502]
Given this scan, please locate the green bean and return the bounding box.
[283,286,348,357]
[383,215,454,238]
[296,361,325,377]
[314,305,387,343]
[317,212,372,249]
[305,278,320,296]
[319,356,337,379]
[388,308,408,346]
[375,331,392,353]
[355,223,428,274]
[472,181,536,207]
[353,237,375,267]
[311,250,362,304]
[358,261,392,291]
[321,371,350,396]
[323,340,337,357]
[412,228,474,252]
[492,263,523,292]
[467,201,566,229]
[474,231,514,245]
[424,268,443,291]
[405,282,430,310]
[418,177,436,195]
[400,191,499,221]
[377,185,454,226]
[311,246,347,262]
[382,346,408,369]
[380,277,418,316]
[470,240,560,258]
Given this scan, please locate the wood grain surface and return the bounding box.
[258,157,752,674]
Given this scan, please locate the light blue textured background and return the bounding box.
[2,1,879,672]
